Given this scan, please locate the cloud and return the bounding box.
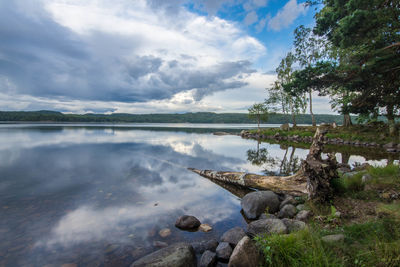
[267,0,308,31]
[244,11,258,26]
[0,0,266,105]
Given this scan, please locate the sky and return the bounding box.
[0,0,333,114]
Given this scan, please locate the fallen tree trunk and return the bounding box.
[189,127,338,201]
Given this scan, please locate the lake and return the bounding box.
[0,124,396,266]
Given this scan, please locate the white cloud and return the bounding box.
[267,0,308,31]
[0,0,266,106]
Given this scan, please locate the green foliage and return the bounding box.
[255,219,400,267]
[267,52,308,127]
[0,111,347,124]
[248,103,269,130]
[254,229,339,267]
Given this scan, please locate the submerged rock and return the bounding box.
[241,191,280,219]
[228,236,262,267]
[191,239,219,254]
[131,243,196,267]
[246,219,287,237]
[159,228,171,238]
[175,215,201,230]
[199,250,217,267]
[220,227,246,247]
[216,242,233,261]
[199,224,213,232]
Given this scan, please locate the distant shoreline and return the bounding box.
[0,110,349,124]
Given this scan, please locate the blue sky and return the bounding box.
[0,0,332,114]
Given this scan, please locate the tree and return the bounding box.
[293,25,328,126]
[267,52,307,127]
[248,102,269,131]
[313,0,400,135]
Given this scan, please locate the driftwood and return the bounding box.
[189,127,339,201]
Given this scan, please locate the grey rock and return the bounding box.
[296,204,306,211]
[175,215,201,230]
[228,236,261,267]
[279,195,296,209]
[241,191,280,219]
[131,242,196,267]
[280,123,290,131]
[281,218,306,233]
[295,210,312,221]
[246,219,287,237]
[191,239,219,254]
[278,204,297,219]
[153,241,168,248]
[259,213,277,220]
[216,242,233,261]
[220,227,246,247]
[383,142,396,149]
[321,234,345,243]
[199,250,217,267]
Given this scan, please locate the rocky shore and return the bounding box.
[130,189,314,267]
[239,130,400,153]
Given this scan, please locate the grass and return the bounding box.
[255,164,400,266]
[254,228,340,267]
[331,164,400,200]
[255,219,400,267]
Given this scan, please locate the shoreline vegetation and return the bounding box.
[0,110,352,124]
[188,129,400,267]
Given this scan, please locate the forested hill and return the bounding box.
[0,110,350,124]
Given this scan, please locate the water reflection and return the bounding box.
[0,124,398,266]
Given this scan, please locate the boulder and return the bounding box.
[296,204,306,211]
[280,123,290,131]
[228,236,262,267]
[281,218,306,233]
[220,227,246,247]
[131,243,196,267]
[278,204,297,219]
[259,213,277,220]
[216,242,233,261]
[295,210,312,221]
[199,250,217,267]
[279,195,296,209]
[191,239,219,254]
[175,215,201,230]
[241,191,280,219]
[321,234,345,243]
[246,219,287,237]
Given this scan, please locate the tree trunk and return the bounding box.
[386,104,397,137]
[310,89,316,126]
[189,128,339,201]
[343,113,352,127]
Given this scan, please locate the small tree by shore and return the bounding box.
[248,103,269,132]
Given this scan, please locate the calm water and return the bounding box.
[0,124,396,266]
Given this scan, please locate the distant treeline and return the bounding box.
[0,110,354,124]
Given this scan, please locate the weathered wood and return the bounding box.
[189,127,338,201]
